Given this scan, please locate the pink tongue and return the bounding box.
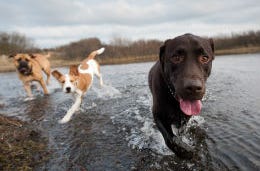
[179,99,202,116]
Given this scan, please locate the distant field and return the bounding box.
[1,46,260,72]
[0,55,15,72]
[215,46,260,55]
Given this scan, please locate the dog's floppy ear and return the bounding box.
[159,39,171,63]
[9,54,16,58]
[52,70,63,80]
[159,39,171,70]
[29,54,37,58]
[159,45,165,61]
[69,65,79,76]
[159,44,165,69]
[209,38,214,53]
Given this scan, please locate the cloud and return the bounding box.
[15,22,260,48]
[0,0,166,26]
[0,0,260,48]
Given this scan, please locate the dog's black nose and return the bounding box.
[19,61,28,67]
[66,87,71,92]
[184,79,203,94]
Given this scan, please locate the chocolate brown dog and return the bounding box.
[148,34,214,158]
[9,53,51,98]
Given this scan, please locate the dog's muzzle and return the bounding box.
[182,78,204,100]
[18,61,31,75]
[175,78,205,116]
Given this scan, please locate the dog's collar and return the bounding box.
[166,81,176,99]
[27,67,33,75]
[160,66,177,100]
[26,66,33,76]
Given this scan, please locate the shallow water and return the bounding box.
[0,54,260,170]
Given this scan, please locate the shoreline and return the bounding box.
[0,114,49,170]
[1,46,260,73]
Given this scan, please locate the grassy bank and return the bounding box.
[215,46,260,56]
[1,46,260,72]
[0,115,49,170]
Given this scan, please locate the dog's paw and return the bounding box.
[172,137,194,159]
[166,137,194,159]
[24,97,35,101]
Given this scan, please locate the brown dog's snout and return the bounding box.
[18,61,30,74]
[18,61,28,67]
[183,79,203,95]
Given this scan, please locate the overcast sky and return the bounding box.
[1,0,260,48]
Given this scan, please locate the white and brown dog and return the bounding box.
[52,47,104,123]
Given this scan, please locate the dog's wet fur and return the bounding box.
[51,47,104,123]
[148,33,214,158]
[9,53,51,97]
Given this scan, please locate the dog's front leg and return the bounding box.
[45,70,51,85]
[24,82,33,97]
[154,115,194,159]
[59,94,82,124]
[39,78,49,95]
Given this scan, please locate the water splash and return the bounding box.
[111,105,173,155]
[92,84,121,99]
[179,116,205,146]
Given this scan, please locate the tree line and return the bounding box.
[54,37,161,62]
[0,32,36,55]
[214,30,260,50]
[1,30,260,61]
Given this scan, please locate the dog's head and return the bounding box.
[9,53,36,75]
[159,33,214,116]
[52,65,79,93]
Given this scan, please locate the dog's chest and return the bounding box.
[18,72,39,82]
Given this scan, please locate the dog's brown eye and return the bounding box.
[25,59,29,62]
[61,80,65,84]
[199,55,210,64]
[171,56,184,64]
[17,58,21,62]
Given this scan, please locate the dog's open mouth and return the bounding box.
[179,99,202,116]
[18,67,31,75]
[174,94,202,115]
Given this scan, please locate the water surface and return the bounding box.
[0,53,259,170]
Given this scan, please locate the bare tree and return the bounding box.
[0,32,35,55]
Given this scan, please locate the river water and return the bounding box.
[0,54,260,170]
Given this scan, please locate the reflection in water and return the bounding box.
[0,54,260,170]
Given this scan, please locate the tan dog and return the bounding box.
[52,47,104,123]
[9,53,51,98]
